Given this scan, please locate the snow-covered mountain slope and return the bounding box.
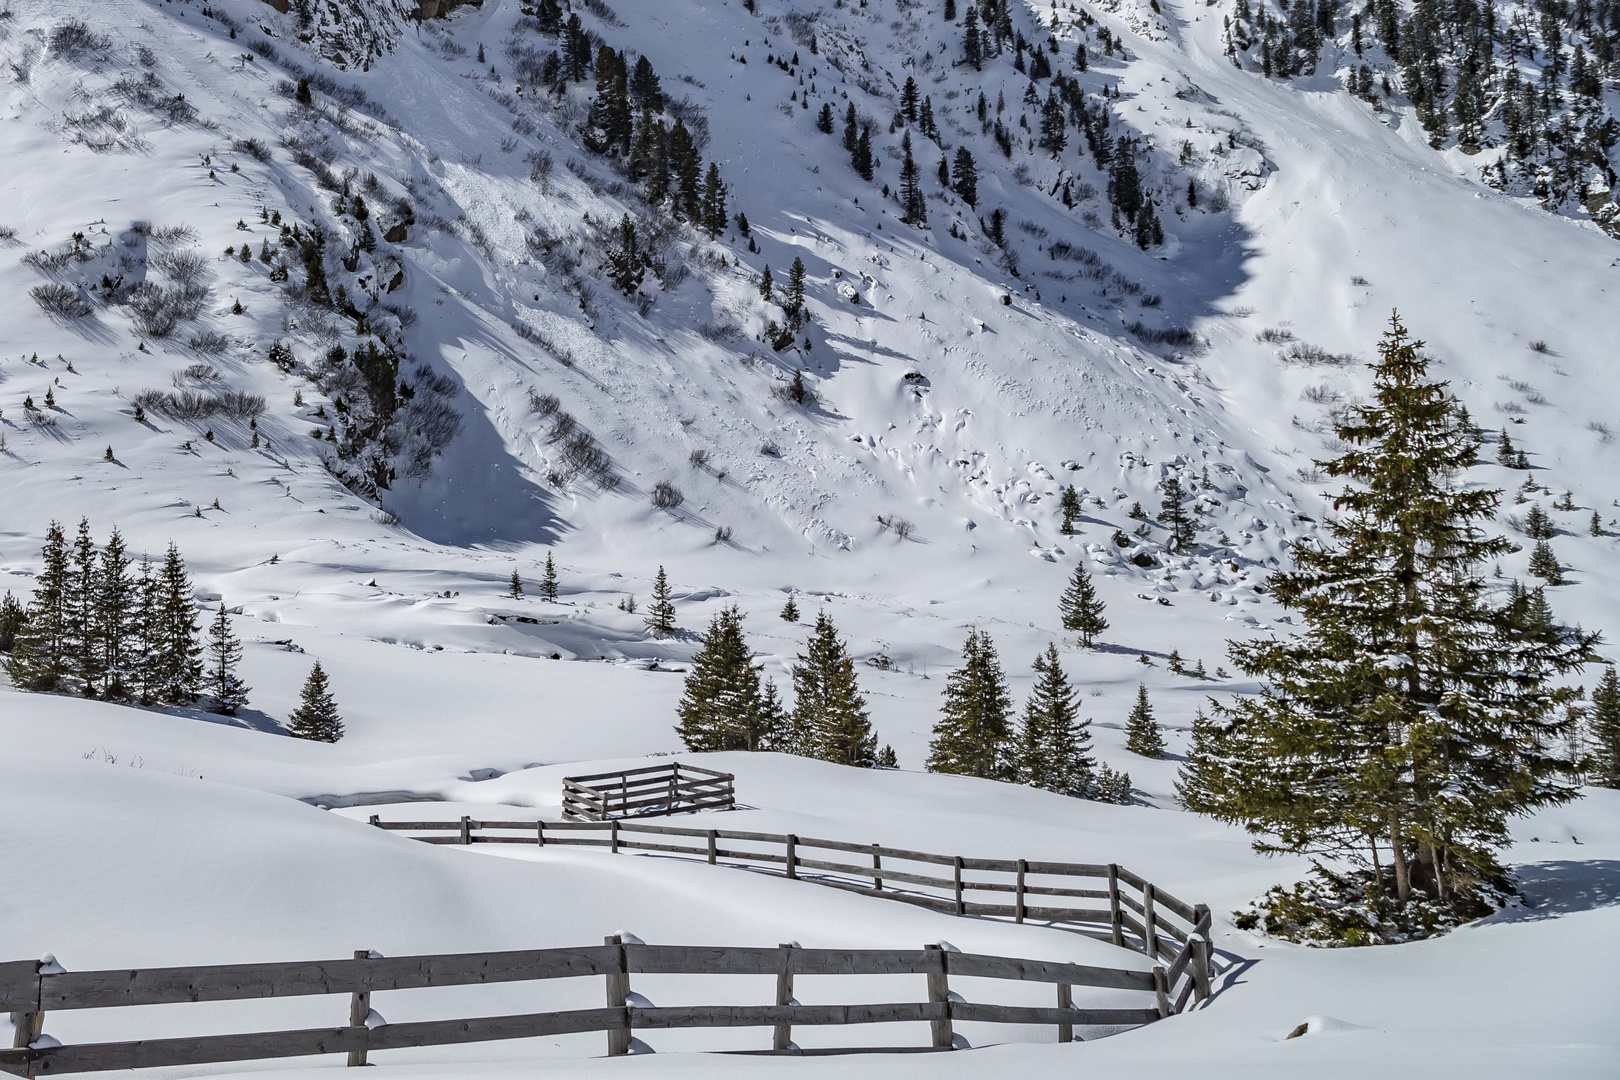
[1,0,1618,1073]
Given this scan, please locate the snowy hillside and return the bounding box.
[1,0,1618,1074]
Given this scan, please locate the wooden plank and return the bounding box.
[1119,912,1147,943]
[1191,933,1212,1004]
[18,1008,626,1074]
[871,845,958,868]
[924,944,953,1049]
[604,936,630,1057]
[1153,889,1200,925]
[1020,861,1112,877]
[773,944,794,1052]
[365,821,463,831]
[628,1003,941,1029]
[945,953,1154,991]
[626,946,938,977]
[712,847,789,865]
[1020,884,1112,900]
[1116,866,1150,891]
[791,855,883,880]
[1174,976,1196,1015]
[564,763,682,784]
[956,856,1021,873]
[831,865,954,892]
[39,946,623,1010]
[1164,938,1194,988]
[614,839,711,858]
[0,960,39,1019]
[960,902,1114,923]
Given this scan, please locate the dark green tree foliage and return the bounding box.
[1038,93,1067,157]
[1528,539,1562,584]
[701,162,728,238]
[668,119,704,221]
[780,595,800,622]
[759,264,774,302]
[962,4,984,69]
[842,103,859,152]
[1176,708,1225,809]
[540,552,560,600]
[927,629,1013,778]
[629,54,663,112]
[816,102,835,134]
[792,612,876,766]
[0,591,23,653]
[644,565,677,637]
[1523,504,1553,540]
[900,76,921,122]
[288,661,343,742]
[786,257,808,318]
[1059,483,1080,534]
[5,522,71,690]
[1193,315,1597,908]
[154,542,203,703]
[206,604,250,716]
[68,518,101,695]
[951,147,978,206]
[509,569,524,598]
[854,126,874,181]
[898,132,927,225]
[562,14,591,81]
[1124,684,1166,757]
[604,215,646,295]
[1160,475,1196,552]
[1015,644,1093,794]
[95,528,136,699]
[1590,666,1620,789]
[676,606,774,751]
[1059,561,1108,647]
[586,45,632,155]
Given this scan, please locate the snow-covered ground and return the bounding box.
[1,0,1617,1075]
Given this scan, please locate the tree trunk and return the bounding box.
[1370,835,1384,897]
[1389,811,1410,903]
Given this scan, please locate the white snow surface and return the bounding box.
[0,0,1617,1075]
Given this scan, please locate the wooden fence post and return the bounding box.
[785,835,798,880]
[611,820,620,854]
[459,816,471,846]
[536,820,545,847]
[1185,939,1211,1010]
[1142,883,1159,959]
[952,857,965,915]
[924,944,953,1049]
[872,844,883,892]
[772,943,794,1051]
[667,769,677,814]
[1107,864,1124,947]
[368,814,379,828]
[1056,982,1073,1044]
[346,950,372,1067]
[10,958,43,1052]
[604,935,630,1056]
[1015,859,1028,924]
[1152,965,1170,1019]
[707,830,718,865]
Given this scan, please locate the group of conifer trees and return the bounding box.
[1,520,344,741]
[925,631,1132,802]
[675,606,892,767]
[2,520,215,708]
[1178,315,1601,912]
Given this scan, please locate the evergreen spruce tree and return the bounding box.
[759,264,774,302]
[951,147,978,207]
[605,215,645,295]
[1059,483,1080,534]
[509,569,524,599]
[67,518,101,695]
[900,75,921,122]
[701,162,727,238]
[1198,314,1595,908]
[1015,644,1093,794]
[1124,684,1166,757]
[155,542,203,703]
[792,612,876,765]
[898,132,927,225]
[0,591,23,654]
[206,604,250,716]
[675,606,767,751]
[4,522,71,690]
[780,595,800,622]
[287,661,343,742]
[131,554,162,705]
[540,553,560,601]
[1175,708,1226,810]
[842,102,859,152]
[1058,561,1108,647]
[854,127,874,182]
[926,629,1014,778]
[1038,94,1067,157]
[1160,475,1196,553]
[1528,539,1562,584]
[95,527,136,700]
[644,565,677,637]
[1589,666,1620,789]
[758,676,791,752]
[786,257,808,317]
[963,3,984,69]
[816,102,835,134]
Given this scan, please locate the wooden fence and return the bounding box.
[0,935,1205,1076]
[561,763,735,821]
[368,817,1213,1013]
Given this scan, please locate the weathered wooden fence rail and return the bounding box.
[0,936,1200,1076]
[561,763,735,821]
[369,817,1213,1014]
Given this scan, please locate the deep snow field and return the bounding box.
[2,0,1619,1074]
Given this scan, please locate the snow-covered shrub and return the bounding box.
[1233,865,1504,947]
[31,282,92,319]
[188,332,230,356]
[128,282,208,338]
[651,481,684,510]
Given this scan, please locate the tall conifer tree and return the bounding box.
[644,566,677,637]
[675,606,767,751]
[206,604,250,716]
[791,612,875,766]
[1059,562,1109,647]
[927,629,1013,778]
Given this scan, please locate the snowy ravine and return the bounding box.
[0,0,1617,1075]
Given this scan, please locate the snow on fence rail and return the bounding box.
[560,762,735,821]
[0,937,1202,1075]
[369,817,1213,1011]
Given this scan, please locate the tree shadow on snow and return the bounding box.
[1485,860,1620,922]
